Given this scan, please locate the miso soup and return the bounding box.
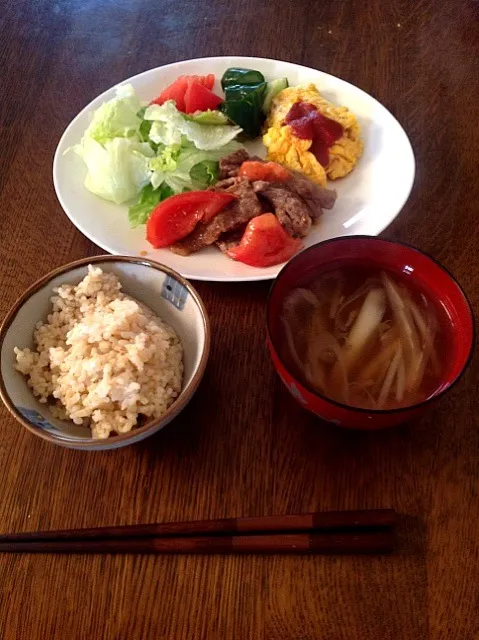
[280,267,445,410]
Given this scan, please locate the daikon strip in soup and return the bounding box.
[280,267,445,410]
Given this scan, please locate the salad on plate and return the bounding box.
[70,68,364,268]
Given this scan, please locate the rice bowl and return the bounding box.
[14,266,183,439]
[0,256,210,450]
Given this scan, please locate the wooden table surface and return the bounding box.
[1,0,478,638]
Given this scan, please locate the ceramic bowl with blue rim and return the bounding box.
[0,256,210,450]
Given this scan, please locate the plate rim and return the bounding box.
[53,55,416,282]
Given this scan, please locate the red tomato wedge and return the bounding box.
[238,161,291,182]
[150,74,217,112]
[150,77,189,111]
[146,191,235,248]
[184,82,223,114]
[190,73,215,90]
[227,213,303,267]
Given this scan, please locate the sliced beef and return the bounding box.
[173,150,337,256]
[210,176,244,192]
[218,149,250,179]
[219,151,336,223]
[171,178,262,256]
[218,149,262,179]
[216,227,246,253]
[288,171,337,220]
[252,181,312,238]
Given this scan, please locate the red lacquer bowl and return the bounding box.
[267,237,475,430]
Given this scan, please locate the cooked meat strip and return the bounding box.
[210,176,244,191]
[216,227,246,253]
[218,149,262,179]
[252,181,312,238]
[218,149,250,179]
[220,151,336,222]
[174,150,336,256]
[288,171,337,220]
[171,178,262,256]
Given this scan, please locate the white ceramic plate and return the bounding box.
[53,56,415,282]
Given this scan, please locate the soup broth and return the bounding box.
[280,266,445,410]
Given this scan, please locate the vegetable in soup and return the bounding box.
[280,267,444,410]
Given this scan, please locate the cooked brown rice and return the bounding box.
[14,265,183,439]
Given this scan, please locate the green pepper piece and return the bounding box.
[224,82,267,102]
[220,99,264,138]
[221,68,266,90]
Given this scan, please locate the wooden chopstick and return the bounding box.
[0,509,397,543]
[0,530,395,555]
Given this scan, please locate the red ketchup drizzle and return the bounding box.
[285,101,344,167]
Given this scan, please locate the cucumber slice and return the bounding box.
[184,110,230,125]
[262,78,289,115]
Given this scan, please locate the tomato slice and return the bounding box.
[146,191,235,248]
[150,77,188,111]
[238,161,291,182]
[149,75,216,112]
[184,74,215,90]
[227,213,303,267]
[178,74,215,90]
[184,82,223,114]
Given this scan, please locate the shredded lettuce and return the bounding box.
[149,140,240,192]
[179,119,242,150]
[73,87,245,212]
[84,84,142,144]
[145,101,184,146]
[77,137,153,204]
[137,106,154,144]
[145,101,242,150]
[72,84,153,203]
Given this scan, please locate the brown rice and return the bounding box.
[14,265,183,439]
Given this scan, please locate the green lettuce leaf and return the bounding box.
[77,137,153,204]
[84,84,142,144]
[71,85,155,203]
[137,106,152,143]
[149,140,241,191]
[128,183,174,227]
[190,160,219,188]
[145,101,242,150]
[184,110,230,125]
[144,101,184,146]
[74,89,243,209]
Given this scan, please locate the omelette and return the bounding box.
[263,84,363,186]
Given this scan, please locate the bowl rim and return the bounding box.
[0,255,211,448]
[267,235,475,416]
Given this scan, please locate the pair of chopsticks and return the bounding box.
[0,509,397,555]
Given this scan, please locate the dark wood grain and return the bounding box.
[0,0,478,638]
